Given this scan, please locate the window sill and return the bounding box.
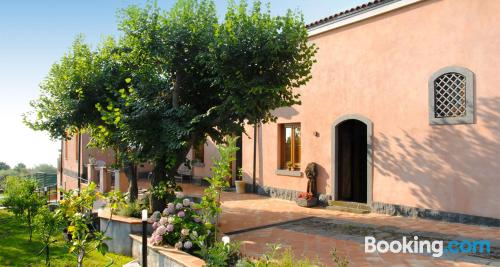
[275,169,302,177]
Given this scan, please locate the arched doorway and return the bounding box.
[337,119,367,202]
[332,114,373,205]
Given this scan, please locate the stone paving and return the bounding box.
[179,183,500,266]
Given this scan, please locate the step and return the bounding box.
[327,200,371,214]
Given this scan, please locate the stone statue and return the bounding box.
[305,162,317,196]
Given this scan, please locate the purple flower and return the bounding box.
[166,224,174,232]
[159,217,168,225]
[156,225,167,235]
[152,222,159,230]
[176,203,183,210]
[193,217,201,223]
[167,203,175,209]
[166,206,175,214]
[162,208,169,216]
[183,241,193,249]
[150,234,162,246]
[177,211,185,218]
[183,198,190,207]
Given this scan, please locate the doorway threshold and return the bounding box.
[327,200,371,214]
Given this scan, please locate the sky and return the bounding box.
[0,0,366,168]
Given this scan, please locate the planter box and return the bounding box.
[296,197,317,207]
[130,234,205,267]
[98,210,153,256]
[235,181,246,194]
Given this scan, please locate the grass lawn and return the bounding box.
[0,210,133,267]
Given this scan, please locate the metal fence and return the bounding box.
[34,172,57,188]
[33,173,58,202]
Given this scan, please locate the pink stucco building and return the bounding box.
[240,0,500,225]
[59,0,500,226]
[58,133,220,194]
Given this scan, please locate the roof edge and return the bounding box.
[308,0,426,37]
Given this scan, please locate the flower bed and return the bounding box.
[149,198,208,253]
[130,234,205,267]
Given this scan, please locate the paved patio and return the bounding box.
[180,183,500,266]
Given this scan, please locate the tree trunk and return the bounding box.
[125,163,138,203]
[166,147,191,183]
[28,210,32,242]
[77,250,85,267]
[46,245,50,266]
[150,156,167,212]
[150,146,191,212]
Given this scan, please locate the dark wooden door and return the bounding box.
[337,120,367,203]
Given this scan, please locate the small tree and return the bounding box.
[197,136,239,240]
[14,163,27,172]
[0,161,10,170]
[59,182,109,267]
[34,207,64,266]
[2,176,45,241]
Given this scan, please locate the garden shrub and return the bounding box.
[149,198,207,253]
[1,176,45,241]
[115,193,149,218]
[236,245,320,267]
[116,200,143,218]
[58,182,110,267]
[197,239,241,267]
[150,180,182,210]
[236,244,349,267]
[197,136,239,238]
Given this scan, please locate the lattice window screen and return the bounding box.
[434,73,466,118]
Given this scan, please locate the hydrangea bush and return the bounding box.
[149,198,209,252]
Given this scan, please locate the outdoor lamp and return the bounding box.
[141,209,148,267]
[222,235,230,245]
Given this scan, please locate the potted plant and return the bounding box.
[234,168,246,194]
[295,192,317,207]
[296,162,318,207]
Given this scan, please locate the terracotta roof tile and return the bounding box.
[306,0,398,29]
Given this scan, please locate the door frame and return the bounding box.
[331,114,373,205]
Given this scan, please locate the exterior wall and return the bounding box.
[58,133,133,193]
[242,0,500,220]
[58,133,219,192]
[59,135,81,192]
[190,139,219,178]
[98,213,153,256]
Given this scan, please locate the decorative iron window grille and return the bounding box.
[434,73,466,118]
[429,66,475,125]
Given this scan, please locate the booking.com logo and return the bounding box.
[365,236,491,257]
